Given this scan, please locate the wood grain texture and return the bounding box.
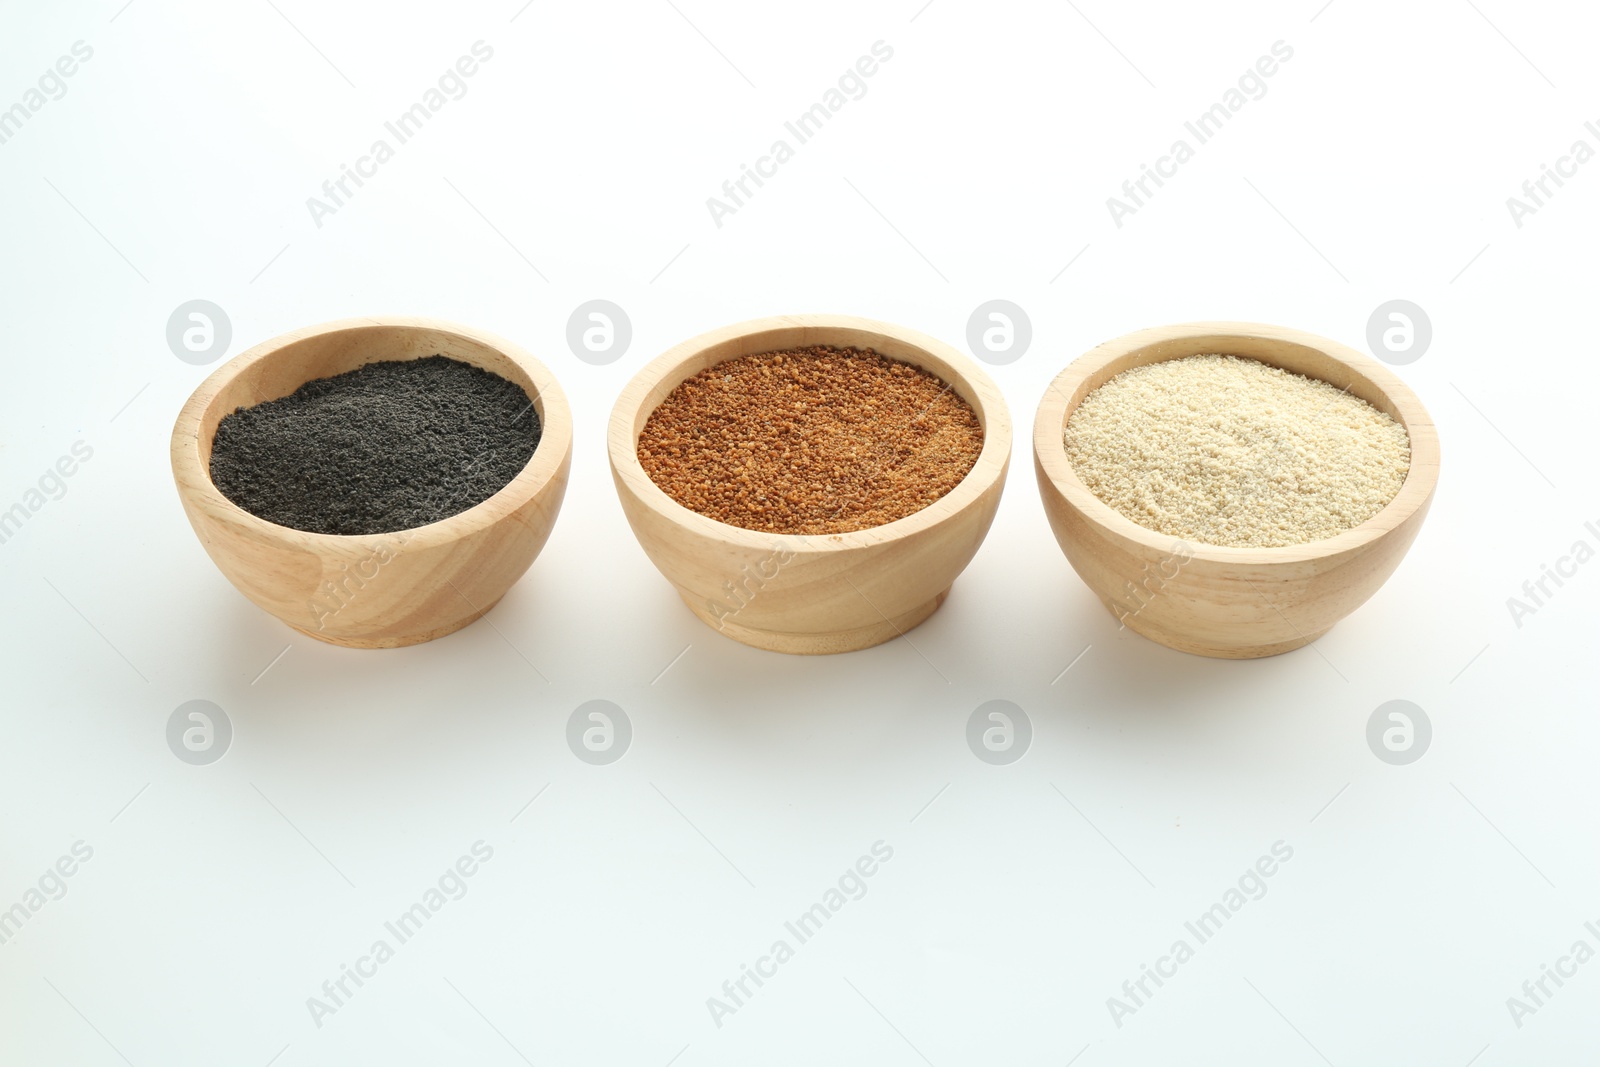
[1033,321,1441,659]
[170,316,572,648]
[609,315,1012,654]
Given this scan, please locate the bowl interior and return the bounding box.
[626,323,997,442]
[196,323,547,469]
[1040,324,1440,561]
[1058,332,1407,426]
[618,319,1010,546]
[177,319,572,553]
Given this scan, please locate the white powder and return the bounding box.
[1064,354,1411,548]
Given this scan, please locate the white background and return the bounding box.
[1,1,1596,1063]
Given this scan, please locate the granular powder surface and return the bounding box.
[637,346,984,535]
[210,355,540,535]
[1064,354,1410,548]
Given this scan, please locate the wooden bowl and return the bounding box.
[1033,322,1440,659]
[608,315,1012,654]
[171,316,573,648]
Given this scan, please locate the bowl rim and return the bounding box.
[608,313,1013,553]
[170,315,574,553]
[1032,320,1442,566]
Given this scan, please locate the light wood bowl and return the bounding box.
[1033,322,1440,659]
[608,315,1012,654]
[171,316,573,648]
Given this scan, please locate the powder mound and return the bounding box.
[638,345,984,536]
[209,355,541,536]
[1063,354,1410,548]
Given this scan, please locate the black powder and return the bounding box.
[209,355,541,535]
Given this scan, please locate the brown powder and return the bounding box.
[638,346,984,535]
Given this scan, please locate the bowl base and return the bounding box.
[680,588,949,655]
[286,599,499,649]
[1115,606,1333,659]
